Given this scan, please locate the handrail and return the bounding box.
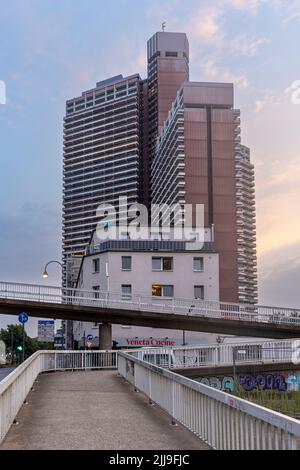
[133,338,300,369]
[0,350,117,443]
[118,350,300,449]
[1,348,300,450]
[0,280,300,327]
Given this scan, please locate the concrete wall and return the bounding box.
[78,250,219,300]
[73,249,219,347]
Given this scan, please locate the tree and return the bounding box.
[0,324,54,364]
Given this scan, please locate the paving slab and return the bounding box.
[0,371,209,450]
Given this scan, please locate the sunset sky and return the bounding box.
[0,0,300,333]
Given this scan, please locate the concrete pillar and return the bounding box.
[99,323,112,350]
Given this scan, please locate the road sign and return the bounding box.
[18,312,28,324]
[86,341,92,348]
[86,335,93,341]
[38,320,54,343]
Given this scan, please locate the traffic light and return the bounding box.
[16,345,23,352]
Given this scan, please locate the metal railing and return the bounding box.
[0,350,117,443]
[1,347,300,450]
[132,338,300,369]
[118,351,300,450]
[1,280,300,327]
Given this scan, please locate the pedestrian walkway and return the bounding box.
[0,371,209,450]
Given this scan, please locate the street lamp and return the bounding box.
[42,260,63,279]
[183,305,195,346]
[42,260,64,349]
[232,346,247,392]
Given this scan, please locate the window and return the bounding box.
[93,258,100,273]
[122,285,132,299]
[152,257,173,271]
[166,51,178,57]
[193,257,204,272]
[122,256,132,271]
[93,286,100,299]
[152,258,161,270]
[152,285,174,298]
[194,286,204,300]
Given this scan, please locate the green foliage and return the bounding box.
[0,324,54,363]
[234,388,300,419]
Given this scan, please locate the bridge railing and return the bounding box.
[1,348,300,450]
[131,339,300,369]
[0,350,117,443]
[118,351,300,450]
[1,280,300,326]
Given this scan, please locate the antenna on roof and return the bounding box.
[162,21,166,32]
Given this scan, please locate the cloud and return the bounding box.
[255,154,300,256]
[259,241,300,308]
[254,89,285,112]
[201,58,249,89]
[0,203,61,285]
[283,1,300,23]
[229,35,270,57]
[175,0,270,95]
[187,8,224,45]
[186,1,269,56]
[0,202,61,335]
[255,100,265,112]
[226,0,261,14]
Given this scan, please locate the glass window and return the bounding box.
[193,257,204,272]
[152,284,162,296]
[163,285,174,297]
[152,258,162,270]
[122,285,132,299]
[163,258,173,271]
[122,256,132,270]
[194,286,204,300]
[93,258,100,273]
[152,257,173,271]
[93,286,100,299]
[152,285,174,298]
[166,51,178,57]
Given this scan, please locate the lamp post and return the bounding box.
[183,305,195,346]
[42,260,63,279]
[42,260,64,348]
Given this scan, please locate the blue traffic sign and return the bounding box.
[86,335,93,341]
[18,312,29,324]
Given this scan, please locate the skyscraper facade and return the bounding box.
[152,82,240,303]
[63,74,144,286]
[63,30,258,347]
[234,113,258,304]
[146,32,189,206]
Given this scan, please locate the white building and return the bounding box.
[73,230,219,349]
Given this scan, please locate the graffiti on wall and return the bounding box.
[196,376,235,392]
[240,374,287,392]
[240,373,300,392]
[194,372,300,393]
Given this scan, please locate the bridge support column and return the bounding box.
[99,323,112,350]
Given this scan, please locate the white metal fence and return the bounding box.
[118,351,300,450]
[0,350,117,443]
[1,280,300,327]
[133,339,300,369]
[1,347,300,450]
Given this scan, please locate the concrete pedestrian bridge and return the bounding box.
[1,281,300,339]
[1,348,300,450]
[0,371,206,450]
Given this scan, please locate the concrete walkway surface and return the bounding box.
[0,371,209,450]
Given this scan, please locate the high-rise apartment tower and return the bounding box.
[63,74,144,286]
